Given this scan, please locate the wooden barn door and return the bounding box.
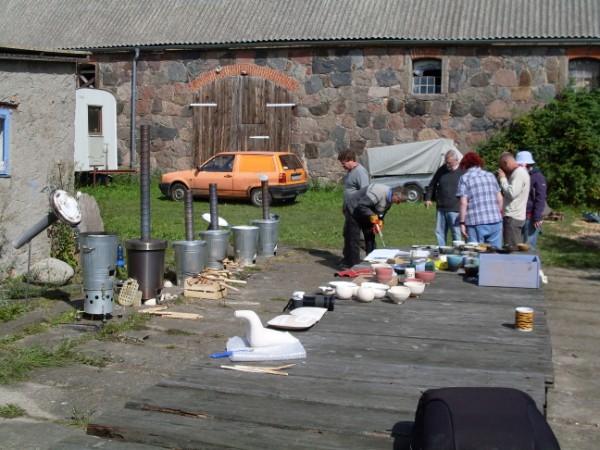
[193,76,293,165]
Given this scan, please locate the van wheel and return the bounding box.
[170,183,188,201]
[250,188,272,207]
[404,184,423,203]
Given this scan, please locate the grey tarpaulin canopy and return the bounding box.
[360,139,462,177]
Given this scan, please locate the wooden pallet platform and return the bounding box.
[76,269,553,449]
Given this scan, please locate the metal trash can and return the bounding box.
[79,232,119,315]
[198,229,230,269]
[172,240,207,286]
[123,238,167,300]
[232,225,259,265]
[252,218,279,257]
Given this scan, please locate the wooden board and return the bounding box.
[82,259,555,449]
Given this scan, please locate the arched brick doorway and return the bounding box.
[192,75,294,165]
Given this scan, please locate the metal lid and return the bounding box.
[123,238,168,251]
[50,190,82,226]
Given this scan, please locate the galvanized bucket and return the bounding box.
[79,232,118,315]
[172,240,207,286]
[232,225,259,265]
[198,229,230,269]
[252,218,279,257]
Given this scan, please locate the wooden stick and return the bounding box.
[220,282,239,292]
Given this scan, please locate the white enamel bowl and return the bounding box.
[335,284,354,299]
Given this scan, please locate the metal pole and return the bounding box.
[129,47,140,168]
[140,125,151,241]
[209,183,219,230]
[12,212,59,249]
[184,189,194,241]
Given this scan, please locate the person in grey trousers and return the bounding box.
[338,150,369,267]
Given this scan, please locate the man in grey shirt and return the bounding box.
[338,150,369,267]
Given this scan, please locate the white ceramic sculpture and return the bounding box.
[234,310,299,348]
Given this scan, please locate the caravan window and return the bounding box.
[88,106,102,135]
[0,109,10,176]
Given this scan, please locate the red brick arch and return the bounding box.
[189,64,299,91]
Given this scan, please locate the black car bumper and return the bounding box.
[159,183,171,197]
[269,183,310,200]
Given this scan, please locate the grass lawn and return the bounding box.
[81,176,600,270]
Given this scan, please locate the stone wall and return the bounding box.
[0,60,77,278]
[96,45,567,183]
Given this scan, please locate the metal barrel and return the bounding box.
[79,232,119,290]
[252,218,279,257]
[172,240,207,286]
[84,278,114,315]
[198,229,230,269]
[232,225,259,265]
[123,238,167,300]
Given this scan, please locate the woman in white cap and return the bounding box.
[516,150,548,250]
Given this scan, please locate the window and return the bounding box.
[0,109,10,176]
[88,106,102,135]
[201,155,235,172]
[412,58,442,94]
[568,58,600,91]
[77,63,97,88]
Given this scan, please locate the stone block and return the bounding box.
[29,258,74,286]
[330,72,352,87]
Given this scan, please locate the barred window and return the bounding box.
[568,58,600,92]
[412,59,442,94]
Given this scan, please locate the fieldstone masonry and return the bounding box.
[95,45,572,183]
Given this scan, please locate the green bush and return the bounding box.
[476,88,600,208]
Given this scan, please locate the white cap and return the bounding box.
[515,151,535,165]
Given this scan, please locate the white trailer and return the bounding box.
[74,88,117,171]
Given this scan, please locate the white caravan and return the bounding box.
[74,88,118,171]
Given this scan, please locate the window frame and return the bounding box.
[411,58,443,95]
[88,105,103,135]
[0,109,10,177]
[568,57,600,92]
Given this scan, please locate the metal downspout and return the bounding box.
[129,47,140,168]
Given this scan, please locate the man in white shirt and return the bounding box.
[497,152,530,246]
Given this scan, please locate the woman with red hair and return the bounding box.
[456,153,503,246]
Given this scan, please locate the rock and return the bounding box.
[77,193,104,233]
[29,258,75,285]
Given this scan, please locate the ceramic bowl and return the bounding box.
[438,246,456,254]
[335,284,354,300]
[446,254,463,272]
[361,282,389,298]
[414,271,436,283]
[463,264,480,277]
[392,264,406,274]
[356,286,375,302]
[318,285,335,295]
[403,281,426,297]
[387,286,411,303]
[374,265,394,282]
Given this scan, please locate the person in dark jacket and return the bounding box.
[516,150,547,250]
[424,149,465,246]
[343,184,409,265]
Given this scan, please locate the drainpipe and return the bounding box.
[129,47,140,168]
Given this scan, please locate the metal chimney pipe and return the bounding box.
[261,178,270,220]
[209,183,219,230]
[129,47,140,168]
[184,189,194,241]
[12,213,59,249]
[140,124,151,241]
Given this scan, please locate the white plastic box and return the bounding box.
[478,254,541,289]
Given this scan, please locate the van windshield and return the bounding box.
[279,154,303,170]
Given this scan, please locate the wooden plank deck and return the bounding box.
[84,269,553,449]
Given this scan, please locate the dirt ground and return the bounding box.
[1,240,599,450]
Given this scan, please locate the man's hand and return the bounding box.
[497,168,506,179]
[372,220,383,234]
[424,200,432,209]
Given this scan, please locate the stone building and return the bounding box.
[1,0,599,185]
[0,47,88,278]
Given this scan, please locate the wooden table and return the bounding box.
[82,269,553,449]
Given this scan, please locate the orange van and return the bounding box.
[159,151,309,206]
